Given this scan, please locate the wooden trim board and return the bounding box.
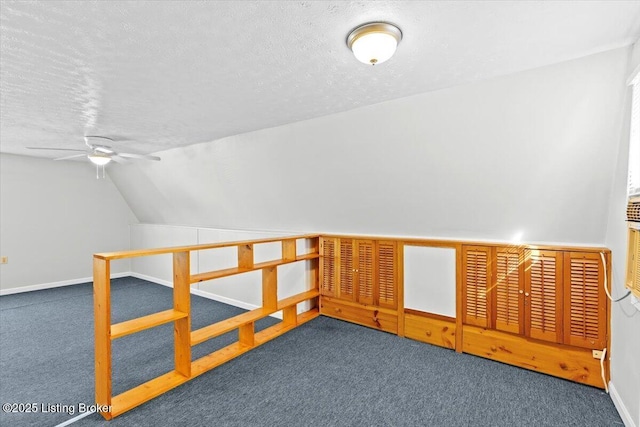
[404,311,456,350]
[462,325,604,388]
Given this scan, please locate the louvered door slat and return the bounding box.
[563,252,606,349]
[462,246,490,327]
[377,241,397,309]
[357,241,374,305]
[495,248,523,334]
[338,239,354,301]
[320,238,336,297]
[524,250,563,344]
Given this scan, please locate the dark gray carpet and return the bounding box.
[0,278,623,427]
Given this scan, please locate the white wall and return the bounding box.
[129,224,313,314]
[0,154,136,292]
[110,47,629,246]
[605,41,640,427]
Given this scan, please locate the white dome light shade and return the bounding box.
[88,153,112,166]
[347,22,402,65]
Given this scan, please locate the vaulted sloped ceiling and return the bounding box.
[1,1,639,158]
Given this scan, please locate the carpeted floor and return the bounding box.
[0,277,623,426]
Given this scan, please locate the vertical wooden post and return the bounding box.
[309,258,319,310]
[282,239,296,262]
[283,306,298,327]
[455,243,464,353]
[396,243,405,337]
[93,257,112,420]
[310,238,319,289]
[605,251,611,384]
[239,322,255,347]
[310,237,320,255]
[238,244,254,269]
[308,237,320,309]
[173,251,191,377]
[262,266,278,312]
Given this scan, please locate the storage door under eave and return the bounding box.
[462,246,491,328]
[626,228,640,297]
[338,239,355,301]
[356,240,374,305]
[376,241,397,309]
[494,247,524,334]
[320,237,337,297]
[524,250,563,344]
[563,252,606,349]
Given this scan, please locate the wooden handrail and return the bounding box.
[94,233,320,260]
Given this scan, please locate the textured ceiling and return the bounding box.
[1,1,640,158]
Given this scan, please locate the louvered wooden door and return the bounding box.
[356,240,374,305]
[338,239,355,301]
[320,237,336,297]
[627,228,640,297]
[563,252,606,349]
[462,246,491,327]
[493,247,524,334]
[524,250,563,343]
[376,241,397,309]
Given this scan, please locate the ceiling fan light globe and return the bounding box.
[351,33,398,65]
[88,154,112,166]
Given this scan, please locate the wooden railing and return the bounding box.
[93,234,320,420]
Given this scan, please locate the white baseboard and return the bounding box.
[129,272,283,319]
[610,381,637,427]
[128,272,173,288]
[0,272,130,296]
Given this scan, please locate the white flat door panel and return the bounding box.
[404,246,456,317]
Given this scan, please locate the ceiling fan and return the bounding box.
[27,136,161,178]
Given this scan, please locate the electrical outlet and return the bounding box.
[592,350,603,359]
[0,256,7,264]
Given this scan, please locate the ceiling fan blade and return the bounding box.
[110,155,128,164]
[26,147,87,152]
[93,146,114,154]
[118,152,161,161]
[85,135,115,143]
[54,153,87,161]
[91,134,133,142]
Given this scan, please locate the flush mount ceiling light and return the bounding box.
[347,22,402,65]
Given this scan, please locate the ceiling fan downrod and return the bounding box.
[96,164,106,179]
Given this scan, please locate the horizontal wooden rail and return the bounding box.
[191,289,320,346]
[95,234,320,260]
[94,234,320,420]
[190,267,250,283]
[191,308,268,346]
[111,309,188,340]
[191,253,319,284]
[276,289,320,310]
